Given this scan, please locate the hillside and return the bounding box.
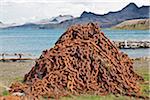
[112,19,150,30]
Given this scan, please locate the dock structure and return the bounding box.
[113,40,150,49]
[0,40,149,62]
[0,53,35,62]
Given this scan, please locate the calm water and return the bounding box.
[0,28,150,58]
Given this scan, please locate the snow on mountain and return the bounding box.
[34,15,74,24]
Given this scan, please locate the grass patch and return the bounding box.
[140,84,150,97]
[135,68,149,81]
[134,65,150,97]
[14,76,24,82]
[60,94,130,100]
[2,90,9,96]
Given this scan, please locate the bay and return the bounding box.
[0,28,149,58]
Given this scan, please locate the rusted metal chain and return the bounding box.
[7,23,147,99]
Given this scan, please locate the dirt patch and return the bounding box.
[0,61,35,95]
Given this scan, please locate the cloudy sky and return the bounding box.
[0,0,149,24]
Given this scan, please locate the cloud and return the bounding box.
[1,0,150,4]
[0,2,88,23]
[0,0,149,24]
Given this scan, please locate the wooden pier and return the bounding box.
[0,41,150,62]
[113,40,150,49]
[0,53,36,62]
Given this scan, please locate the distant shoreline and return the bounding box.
[0,40,150,62]
[0,52,149,62]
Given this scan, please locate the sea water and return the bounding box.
[0,28,149,58]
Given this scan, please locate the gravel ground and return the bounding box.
[0,60,35,95]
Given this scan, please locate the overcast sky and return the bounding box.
[0,0,149,24]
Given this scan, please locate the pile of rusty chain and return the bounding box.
[9,23,145,99]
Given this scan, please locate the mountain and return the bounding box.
[112,19,150,30]
[34,15,73,24]
[50,15,74,23]
[0,21,3,24]
[38,3,150,29]
[0,22,20,29]
[0,15,74,29]
[0,21,4,27]
[3,3,150,29]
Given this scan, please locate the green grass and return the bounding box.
[60,94,129,100]
[140,84,150,97]
[2,90,9,96]
[134,66,150,97]
[0,76,24,96]
[14,76,24,82]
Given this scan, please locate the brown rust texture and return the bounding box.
[7,23,145,99]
